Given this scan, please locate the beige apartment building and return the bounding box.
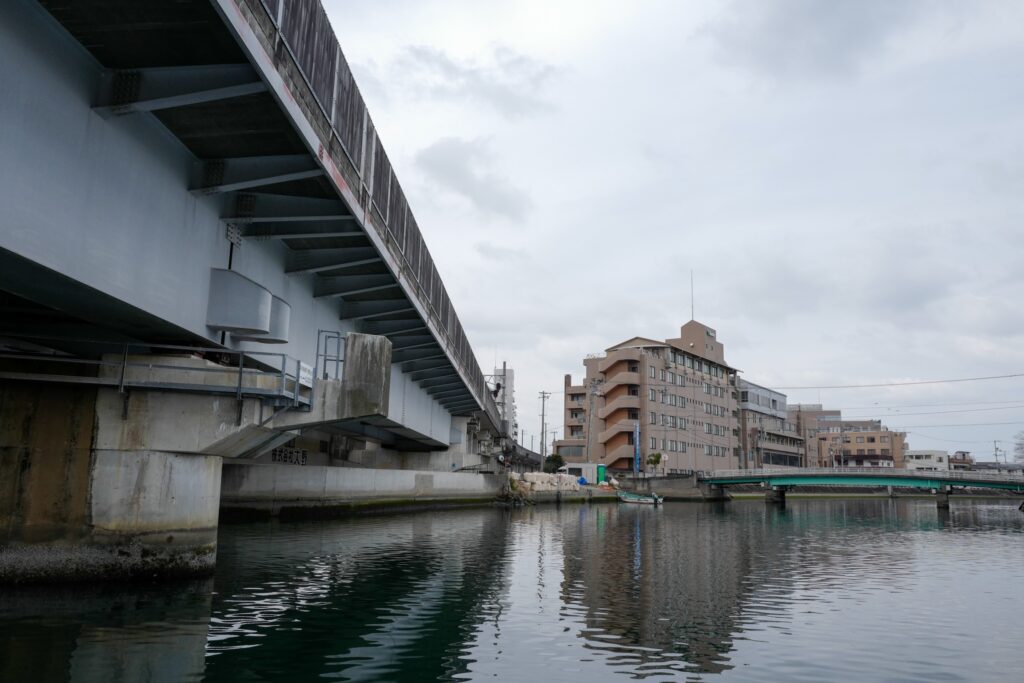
[553,321,739,474]
[789,405,910,468]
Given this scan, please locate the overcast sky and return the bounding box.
[327,0,1024,458]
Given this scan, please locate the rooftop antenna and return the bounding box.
[690,269,694,321]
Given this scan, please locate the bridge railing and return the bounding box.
[247,0,499,428]
[704,467,1024,482]
[0,341,313,409]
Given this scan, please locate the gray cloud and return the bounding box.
[415,137,531,220]
[389,44,555,118]
[703,0,928,80]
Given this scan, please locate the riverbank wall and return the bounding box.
[220,463,503,520]
[618,474,727,501]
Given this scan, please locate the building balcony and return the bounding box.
[604,443,637,468]
[598,419,638,444]
[598,394,639,419]
[603,370,640,387]
[598,349,642,374]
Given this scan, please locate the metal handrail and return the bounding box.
[0,342,311,407]
[703,467,1024,482]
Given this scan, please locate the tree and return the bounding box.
[543,454,565,473]
[1014,431,1024,463]
[646,452,662,471]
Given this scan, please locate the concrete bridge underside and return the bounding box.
[0,0,511,581]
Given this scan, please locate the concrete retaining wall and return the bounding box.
[220,463,502,518]
[619,474,727,501]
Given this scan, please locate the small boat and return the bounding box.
[617,490,663,505]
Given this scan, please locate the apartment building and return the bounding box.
[787,404,842,467]
[737,380,804,468]
[553,321,739,474]
[809,419,907,468]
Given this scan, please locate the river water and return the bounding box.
[2,498,1022,682]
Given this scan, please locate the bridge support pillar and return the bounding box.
[698,482,729,502]
[765,486,787,506]
[0,381,223,583]
[935,486,951,509]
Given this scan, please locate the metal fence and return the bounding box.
[255,0,498,428]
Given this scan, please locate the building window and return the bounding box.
[660,369,667,381]
[856,436,864,443]
[628,362,639,372]
[649,411,656,424]
[627,409,639,420]
[649,436,656,449]
[649,366,656,379]
[628,386,639,396]
[881,436,889,443]
[649,388,656,401]
[669,371,676,384]
[881,448,890,455]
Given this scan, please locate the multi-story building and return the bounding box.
[737,380,804,468]
[904,450,949,471]
[813,420,907,468]
[788,405,907,468]
[553,321,739,474]
[493,365,518,441]
[787,404,842,467]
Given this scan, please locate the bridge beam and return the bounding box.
[192,155,325,195]
[286,248,381,274]
[94,64,266,117]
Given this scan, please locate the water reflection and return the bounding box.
[0,499,1022,682]
[552,499,1024,680]
[0,579,212,682]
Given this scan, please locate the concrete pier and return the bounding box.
[936,487,952,509]
[765,487,787,506]
[0,381,222,582]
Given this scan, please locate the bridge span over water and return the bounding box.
[0,0,517,581]
[700,468,1024,506]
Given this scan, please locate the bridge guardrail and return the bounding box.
[244,0,501,430]
[0,340,312,413]
[702,467,1024,483]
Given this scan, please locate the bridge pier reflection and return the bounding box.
[765,486,789,506]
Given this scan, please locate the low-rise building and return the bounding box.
[904,449,949,471]
[949,451,974,471]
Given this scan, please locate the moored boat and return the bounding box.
[617,490,663,505]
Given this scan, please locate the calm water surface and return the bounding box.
[2,499,1022,682]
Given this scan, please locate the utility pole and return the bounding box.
[994,440,1002,464]
[539,391,551,459]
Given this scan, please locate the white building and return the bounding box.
[493,366,518,441]
[904,450,949,472]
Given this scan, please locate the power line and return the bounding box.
[841,399,1024,411]
[845,404,1024,418]
[903,432,994,445]
[894,421,1024,428]
[776,372,1024,390]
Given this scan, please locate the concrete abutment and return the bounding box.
[0,381,222,582]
